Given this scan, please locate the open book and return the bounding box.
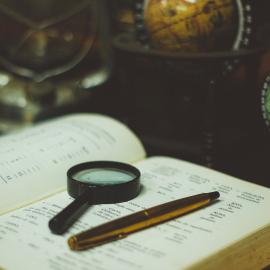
[0,113,269,270]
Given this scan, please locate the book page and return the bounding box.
[0,113,146,215]
[0,156,269,270]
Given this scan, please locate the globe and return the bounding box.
[144,0,238,52]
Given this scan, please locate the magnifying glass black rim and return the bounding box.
[67,160,141,203]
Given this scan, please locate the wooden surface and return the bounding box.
[188,226,270,270]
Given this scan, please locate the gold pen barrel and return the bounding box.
[68,191,219,251]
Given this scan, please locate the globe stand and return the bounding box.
[113,33,262,168]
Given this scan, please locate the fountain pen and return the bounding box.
[68,191,220,251]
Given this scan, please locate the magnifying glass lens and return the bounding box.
[73,168,136,185]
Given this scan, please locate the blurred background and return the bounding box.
[0,0,270,187]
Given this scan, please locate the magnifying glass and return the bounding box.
[48,161,141,235]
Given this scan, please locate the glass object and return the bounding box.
[0,0,111,133]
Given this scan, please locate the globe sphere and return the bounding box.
[144,0,238,52]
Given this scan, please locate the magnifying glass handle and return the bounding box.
[48,191,90,235]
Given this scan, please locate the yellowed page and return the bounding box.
[0,156,269,270]
[0,113,146,215]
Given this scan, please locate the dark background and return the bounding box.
[85,0,270,188]
[1,0,269,187]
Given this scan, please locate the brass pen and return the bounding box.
[68,191,220,251]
